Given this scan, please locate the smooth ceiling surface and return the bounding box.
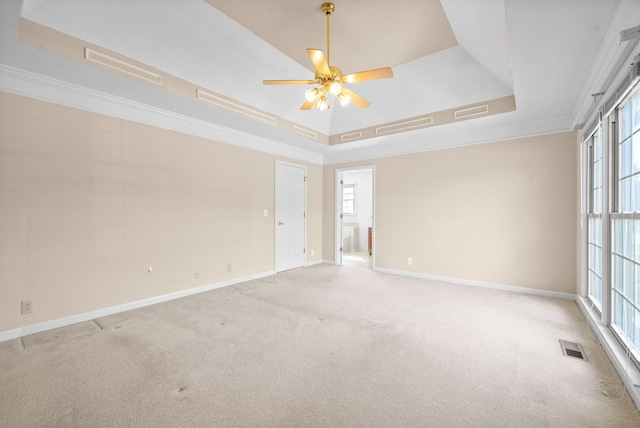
[13,0,629,161]
[204,0,459,73]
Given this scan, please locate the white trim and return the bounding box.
[335,169,343,266]
[572,0,640,130]
[581,138,589,298]
[374,267,576,300]
[0,270,275,343]
[335,166,376,269]
[322,259,336,265]
[576,296,640,410]
[323,115,574,165]
[1,64,587,166]
[305,259,324,267]
[0,64,323,165]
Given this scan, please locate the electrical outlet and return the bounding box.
[310,249,314,257]
[407,257,413,266]
[226,264,232,273]
[195,270,200,279]
[21,300,33,315]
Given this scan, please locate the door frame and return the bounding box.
[335,165,375,268]
[275,160,307,273]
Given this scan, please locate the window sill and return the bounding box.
[577,295,640,409]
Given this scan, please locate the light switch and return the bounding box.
[264,209,268,217]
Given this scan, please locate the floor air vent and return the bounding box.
[559,340,588,361]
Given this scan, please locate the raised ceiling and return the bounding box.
[3,0,636,163]
[204,0,459,73]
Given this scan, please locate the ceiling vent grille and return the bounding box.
[84,48,162,85]
[559,339,588,361]
[376,116,433,135]
[341,131,362,142]
[292,125,317,140]
[196,89,276,126]
[454,104,489,120]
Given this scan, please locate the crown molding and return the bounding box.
[0,64,324,165]
[572,0,640,130]
[1,64,580,167]
[323,113,574,165]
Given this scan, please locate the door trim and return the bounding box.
[335,165,375,268]
[275,160,307,273]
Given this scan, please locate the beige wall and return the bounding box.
[0,92,323,332]
[0,88,580,334]
[324,131,578,294]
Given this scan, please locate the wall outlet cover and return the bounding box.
[21,300,33,315]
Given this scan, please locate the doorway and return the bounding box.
[275,161,306,272]
[335,166,374,269]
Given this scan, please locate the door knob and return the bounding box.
[278,221,285,225]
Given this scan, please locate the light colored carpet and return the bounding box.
[1,265,639,427]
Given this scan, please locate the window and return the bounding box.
[611,91,640,358]
[585,79,640,369]
[342,184,356,215]
[587,128,604,308]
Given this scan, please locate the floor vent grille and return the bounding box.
[559,340,588,361]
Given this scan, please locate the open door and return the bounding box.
[336,166,374,269]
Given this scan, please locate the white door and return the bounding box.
[275,162,306,272]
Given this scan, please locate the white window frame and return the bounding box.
[586,126,605,312]
[580,73,640,379]
[342,183,356,215]
[610,90,640,364]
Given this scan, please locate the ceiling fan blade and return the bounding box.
[300,92,321,110]
[307,48,331,76]
[341,67,393,84]
[341,87,370,109]
[263,79,315,85]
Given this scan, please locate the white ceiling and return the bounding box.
[7,0,640,163]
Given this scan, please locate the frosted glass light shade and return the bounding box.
[305,88,319,102]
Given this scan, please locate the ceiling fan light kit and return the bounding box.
[263,2,393,111]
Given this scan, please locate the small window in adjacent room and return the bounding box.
[342,184,356,215]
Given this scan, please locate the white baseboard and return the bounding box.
[374,267,576,300]
[576,296,640,410]
[0,270,276,343]
[322,259,336,265]
[305,260,324,267]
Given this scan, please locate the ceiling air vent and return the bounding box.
[196,89,276,126]
[454,104,489,120]
[293,125,317,140]
[559,339,588,361]
[376,116,433,135]
[84,48,162,85]
[340,131,362,142]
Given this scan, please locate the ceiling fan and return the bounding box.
[263,2,393,111]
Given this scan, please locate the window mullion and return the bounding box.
[582,138,590,297]
[602,116,613,325]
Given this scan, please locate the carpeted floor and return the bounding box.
[1,265,639,427]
